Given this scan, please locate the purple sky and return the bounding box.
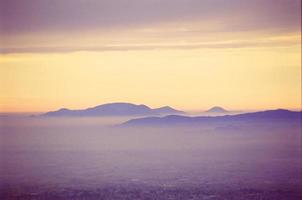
[1,0,301,34]
[0,0,301,53]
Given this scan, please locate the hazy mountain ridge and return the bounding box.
[43,102,185,117]
[122,109,302,126]
[206,106,228,113]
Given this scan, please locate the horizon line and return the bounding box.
[1,106,301,115]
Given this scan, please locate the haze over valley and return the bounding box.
[1,0,301,199]
[1,104,301,199]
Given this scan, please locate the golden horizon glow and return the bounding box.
[1,44,301,113]
[1,1,301,113]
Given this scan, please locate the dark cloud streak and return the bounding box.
[1,0,301,34]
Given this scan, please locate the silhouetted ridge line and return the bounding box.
[43,102,185,117]
[122,109,301,126]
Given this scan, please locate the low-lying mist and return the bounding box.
[1,116,301,199]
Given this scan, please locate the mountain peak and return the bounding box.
[206,106,228,113]
[58,108,70,111]
[90,102,150,110]
[154,106,185,114]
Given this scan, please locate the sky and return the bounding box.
[0,0,301,112]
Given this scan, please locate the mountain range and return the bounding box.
[122,109,302,126]
[43,102,185,117]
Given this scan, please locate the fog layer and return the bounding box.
[1,116,301,199]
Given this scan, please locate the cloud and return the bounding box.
[1,0,300,53]
[1,0,300,33]
[1,36,300,54]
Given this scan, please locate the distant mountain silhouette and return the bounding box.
[122,109,301,126]
[206,106,228,113]
[43,103,185,117]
